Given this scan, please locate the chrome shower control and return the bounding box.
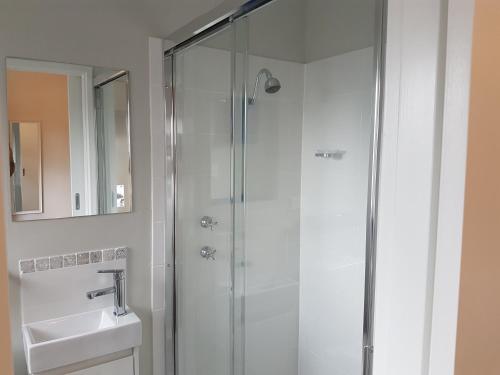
[200,216,218,230]
[200,246,216,260]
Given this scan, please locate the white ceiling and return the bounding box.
[0,0,375,64]
[167,0,376,63]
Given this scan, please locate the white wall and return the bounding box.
[429,0,474,374]
[20,256,127,324]
[299,48,374,375]
[373,0,449,374]
[305,0,376,62]
[0,1,228,374]
[149,37,170,375]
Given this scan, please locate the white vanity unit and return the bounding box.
[19,248,141,375]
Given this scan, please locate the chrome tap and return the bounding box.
[200,216,218,230]
[200,246,216,260]
[87,269,127,316]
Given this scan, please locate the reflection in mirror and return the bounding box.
[6,58,132,221]
[10,122,42,214]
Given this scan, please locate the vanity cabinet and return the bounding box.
[67,356,134,375]
[30,349,140,375]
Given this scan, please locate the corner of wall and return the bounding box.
[149,36,168,375]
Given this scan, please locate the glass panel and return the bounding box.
[235,0,378,374]
[174,25,234,375]
[171,0,380,374]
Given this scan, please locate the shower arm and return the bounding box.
[248,68,272,105]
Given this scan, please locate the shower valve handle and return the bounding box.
[200,216,218,231]
[200,246,216,260]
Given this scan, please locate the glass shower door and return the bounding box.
[170,1,381,374]
[173,25,235,375]
[234,1,379,374]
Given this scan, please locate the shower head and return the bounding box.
[264,76,281,93]
[248,68,281,105]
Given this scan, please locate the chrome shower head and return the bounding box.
[248,68,281,105]
[264,76,281,93]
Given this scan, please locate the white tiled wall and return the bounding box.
[149,37,168,375]
[299,47,374,375]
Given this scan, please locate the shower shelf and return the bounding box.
[314,150,346,160]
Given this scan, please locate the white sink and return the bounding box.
[22,307,141,374]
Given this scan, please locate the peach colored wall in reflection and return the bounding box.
[7,70,71,219]
[455,1,500,374]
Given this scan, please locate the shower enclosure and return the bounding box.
[164,0,385,374]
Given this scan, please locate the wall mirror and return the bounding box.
[6,58,132,221]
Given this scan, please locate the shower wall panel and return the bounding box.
[299,47,374,375]
[244,54,304,375]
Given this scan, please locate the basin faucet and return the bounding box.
[87,269,127,316]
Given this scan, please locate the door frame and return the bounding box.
[428,0,475,373]
[373,0,475,374]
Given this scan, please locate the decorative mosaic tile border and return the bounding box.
[19,247,128,275]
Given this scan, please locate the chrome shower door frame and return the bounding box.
[362,0,387,373]
[164,22,245,375]
[163,0,387,374]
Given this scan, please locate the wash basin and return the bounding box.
[22,307,141,374]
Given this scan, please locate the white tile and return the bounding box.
[152,265,165,311]
[149,37,164,88]
[164,265,174,323]
[245,309,299,375]
[152,308,166,375]
[181,46,232,93]
[152,176,166,223]
[176,133,230,177]
[150,79,166,181]
[151,130,166,179]
[153,221,165,266]
[179,89,231,136]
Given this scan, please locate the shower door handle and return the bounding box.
[200,246,216,260]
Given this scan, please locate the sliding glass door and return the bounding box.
[168,1,382,374]
[173,25,235,375]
